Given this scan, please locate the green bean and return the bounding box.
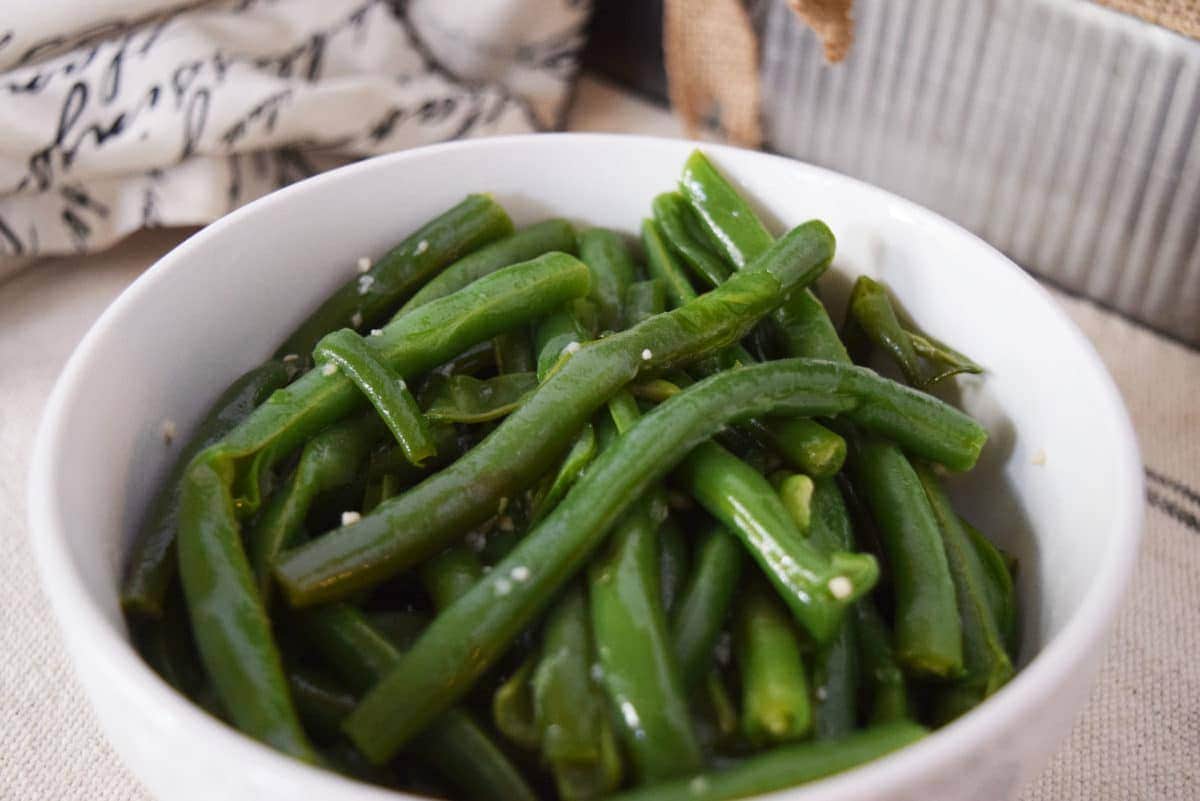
[534,303,591,380]
[340,357,981,762]
[277,194,513,359]
[420,547,484,611]
[365,610,428,650]
[775,472,814,533]
[631,379,685,404]
[248,414,383,602]
[677,441,878,644]
[533,585,625,800]
[962,517,1019,657]
[131,586,220,716]
[854,599,909,724]
[844,276,925,383]
[398,219,577,316]
[493,327,538,374]
[421,372,538,423]
[908,331,984,385]
[275,222,842,607]
[848,435,963,678]
[589,497,702,781]
[578,228,637,331]
[122,360,290,618]
[670,523,742,691]
[493,654,540,750]
[429,339,497,378]
[288,665,358,742]
[916,466,1014,705]
[752,417,846,478]
[652,193,733,289]
[702,669,739,742]
[658,517,689,614]
[365,423,464,482]
[177,254,591,758]
[299,604,537,801]
[604,721,928,801]
[774,288,852,364]
[642,218,698,309]
[737,580,812,744]
[625,279,667,326]
[530,423,597,524]
[805,478,860,739]
[679,151,774,270]
[314,329,436,466]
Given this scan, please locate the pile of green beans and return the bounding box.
[124,150,1017,801]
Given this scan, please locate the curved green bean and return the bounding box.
[642,218,698,309]
[658,517,689,615]
[678,152,774,270]
[753,417,846,478]
[578,228,637,331]
[339,357,983,762]
[315,330,435,466]
[652,192,733,289]
[670,523,742,691]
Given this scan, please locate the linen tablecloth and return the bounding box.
[2,76,1196,800]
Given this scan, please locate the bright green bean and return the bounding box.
[737,580,812,744]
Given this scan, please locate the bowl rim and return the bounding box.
[27,132,1144,800]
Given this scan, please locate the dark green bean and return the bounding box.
[277,194,513,359]
[315,329,435,465]
[340,357,981,762]
[670,523,742,691]
[420,547,484,611]
[677,441,878,644]
[493,327,538,375]
[843,275,925,384]
[578,228,637,331]
[530,423,597,524]
[652,192,733,289]
[589,497,702,781]
[493,654,540,750]
[774,288,852,364]
[847,435,963,678]
[122,360,290,618]
[288,665,358,742]
[962,516,1018,657]
[533,585,625,800]
[275,223,842,607]
[248,414,383,602]
[604,721,928,801]
[658,517,689,615]
[398,219,577,316]
[805,478,860,740]
[534,303,591,381]
[421,372,538,423]
[916,466,1014,707]
[298,604,538,801]
[737,580,812,745]
[854,599,910,724]
[429,339,497,378]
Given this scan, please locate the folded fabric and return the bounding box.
[0,0,590,268]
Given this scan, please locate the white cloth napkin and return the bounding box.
[0,0,590,268]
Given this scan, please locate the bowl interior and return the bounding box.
[33,134,1140,797]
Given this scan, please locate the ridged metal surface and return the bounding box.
[758,0,1200,344]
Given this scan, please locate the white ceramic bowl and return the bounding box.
[29,134,1142,801]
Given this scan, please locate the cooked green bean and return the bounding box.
[398,219,576,316]
[678,152,774,270]
[604,721,928,801]
[752,417,846,478]
[909,331,984,385]
[177,254,591,757]
[854,599,910,724]
[340,358,983,762]
[493,327,538,375]
[843,275,925,383]
[531,422,597,524]
[642,218,698,309]
[589,496,702,781]
[962,516,1019,657]
[625,279,667,326]
[122,359,290,618]
[658,517,689,615]
[288,665,358,742]
[774,472,814,533]
[671,523,743,691]
[275,222,840,608]
[916,466,1014,706]
[774,288,852,364]
[677,440,878,644]
[315,329,435,466]
[578,228,638,331]
[277,194,513,359]
[493,654,540,750]
[805,478,861,739]
[420,547,484,611]
[737,580,812,744]
[298,604,537,801]
[533,585,625,800]
[653,192,733,289]
[847,435,963,678]
[248,414,383,603]
[421,372,538,423]
[534,303,592,380]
